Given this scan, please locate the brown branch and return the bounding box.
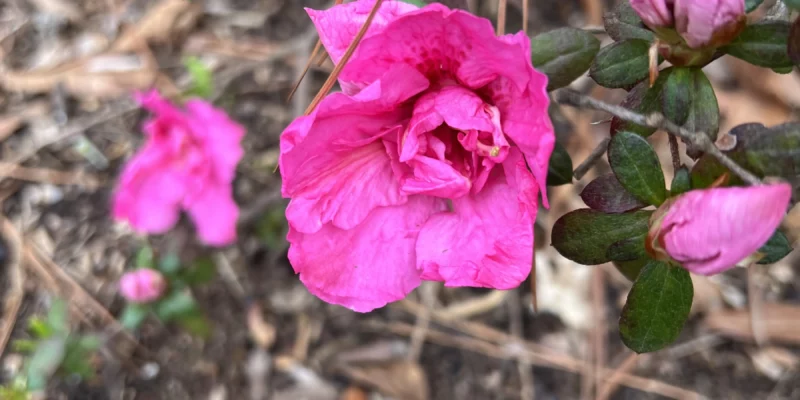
[497,0,507,36]
[668,134,681,173]
[573,137,609,180]
[556,89,762,186]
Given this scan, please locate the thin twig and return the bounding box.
[573,137,609,180]
[0,217,25,357]
[287,39,324,103]
[497,0,507,36]
[508,290,535,400]
[556,89,762,185]
[521,0,529,34]
[597,352,639,400]
[305,0,384,115]
[668,134,681,173]
[0,162,103,188]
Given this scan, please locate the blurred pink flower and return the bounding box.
[113,91,245,247]
[630,0,746,48]
[281,0,554,312]
[120,269,166,303]
[650,183,791,275]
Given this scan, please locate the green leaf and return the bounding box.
[184,57,214,99]
[551,209,653,265]
[610,68,672,137]
[177,312,212,339]
[119,303,149,330]
[547,142,573,186]
[158,253,182,275]
[603,1,654,42]
[135,246,154,269]
[12,339,38,353]
[662,68,692,126]
[722,21,793,69]
[580,174,647,213]
[614,258,650,282]
[46,300,69,335]
[784,0,800,11]
[607,235,648,262]
[745,0,764,13]
[608,131,667,206]
[398,0,425,6]
[670,167,692,197]
[182,257,216,285]
[61,338,97,380]
[28,317,53,339]
[26,337,67,391]
[757,231,793,265]
[619,261,693,353]
[530,27,601,90]
[736,122,800,178]
[590,39,652,89]
[154,290,198,322]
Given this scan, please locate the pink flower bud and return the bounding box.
[119,269,166,303]
[631,0,746,49]
[648,183,791,276]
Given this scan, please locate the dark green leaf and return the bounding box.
[619,261,693,353]
[154,290,198,322]
[46,299,69,335]
[689,154,742,189]
[135,246,154,269]
[662,68,692,125]
[614,258,650,282]
[603,1,655,42]
[551,209,653,265]
[609,131,667,206]
[530,27,601,90]
[158,253,181,274]
[547,142,573,186]
[580,174,647,213]
[177,312,212,339]
[119,303,149,330]
[184,57,214,99]
[607,235,648,262]
[27,337,67,390]
[757,231,793,264]
[722,21,793,69]
[590,39,652,89]
[399,0,425,5]
[682,69,720,147]
[746,0,764,13]
[737,122,800,178]
[670,167,692,196]
[182,257,216,285]
[610,68,672,137]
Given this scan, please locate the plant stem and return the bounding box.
[555,89,762,186]
[573,138,610,180]
[668,134,681,173]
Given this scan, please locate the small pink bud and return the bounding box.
[631,0,746,49]
[647,183,791,276]
[119,269,166,303]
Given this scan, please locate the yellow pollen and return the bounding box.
[490,146,500,157]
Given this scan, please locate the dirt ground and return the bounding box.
[1,0,800,399]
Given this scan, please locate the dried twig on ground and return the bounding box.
[0,217,25,357]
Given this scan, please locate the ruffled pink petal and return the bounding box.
[280,64,429,233]
[484,32,554,207]
[184,183,239,246]
[415,169,536,289]
[661,183,791,275]
[400,155,471,198]
[630,0,674,27]
[674,0,745,48]
[288,195,447,312]
[184,100,245,184]
[306,0,418,66]
[338,5,531,95]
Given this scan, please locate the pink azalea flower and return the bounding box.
[113,91,245,247]
[630,0,746,49]
[649,183,792,276]
[280,1,554,312]
[119,269,166,303]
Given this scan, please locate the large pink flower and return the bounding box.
[280,1,554,312]
[630,0,746,49]
[649,183,791,275]
[113,91,245,247]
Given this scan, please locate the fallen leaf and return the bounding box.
[112,0,201,52]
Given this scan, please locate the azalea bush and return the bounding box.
[110,0,800,354]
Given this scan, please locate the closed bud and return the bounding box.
[120,269,167,303]
[631,0,746,50]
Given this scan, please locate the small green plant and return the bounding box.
[1,300,100,396]
[119,246,216,338]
